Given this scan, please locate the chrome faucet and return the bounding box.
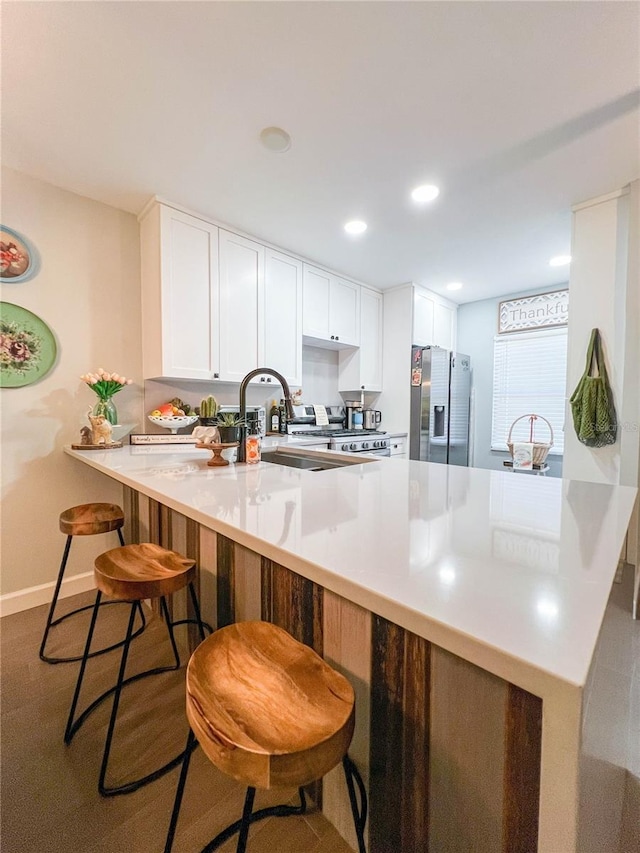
[237,368,294,463]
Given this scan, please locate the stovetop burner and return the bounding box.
[291,429,383,437]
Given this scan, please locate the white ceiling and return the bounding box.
[2,1,639,303]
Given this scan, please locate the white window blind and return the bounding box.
[491,328,567,454]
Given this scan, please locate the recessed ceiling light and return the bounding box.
[446,281,463,291]
[259,127,291,153]
[344,220,367,235]
[549,255,571,267]
[411,184,440,204]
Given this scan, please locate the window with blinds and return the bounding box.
[491,328,568,454]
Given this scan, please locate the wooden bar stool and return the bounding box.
[165,621,367,853]
[39,503,145,664]
[64,542,211,797]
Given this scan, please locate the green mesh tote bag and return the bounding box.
[569,328,617,447]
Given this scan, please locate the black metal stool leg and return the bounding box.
[98,602,139,795]
[169,578,213,640]
[39,535,73,661]
[64,590,102,743]
[188,580,207,642]
[197,787,307,853]
[160,596,183,669]
[235,787,256,853]
[98,595,202,797]
[343,754,368,853]
[164,729,198,853]
[40,527,146,664]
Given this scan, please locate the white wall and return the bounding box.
[0,168,142,610]
[563,187,638,485]
[142,344,341,419]
[457,284,567,477]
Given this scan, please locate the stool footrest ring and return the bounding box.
[41,600,146,664]
[171,617,214,635]
[200,789,307,853]
[100,735,199,798]
[64,659,181,744]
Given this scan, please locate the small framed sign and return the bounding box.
[498,289,569,334]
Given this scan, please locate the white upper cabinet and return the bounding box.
[302,265,331,340]
[339,287,383,392]
[264,249,303,386]
[302,264,360,348]
[413,289,435,346]
[331,277,360,345]
[218,229,264,383]
[413,286,456,350]
[140,203,219,380]
[140,199,382,386]
[433,301,455,351]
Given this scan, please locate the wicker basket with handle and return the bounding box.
[507,414,554,465]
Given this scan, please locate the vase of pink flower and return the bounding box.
[81,369,133,426]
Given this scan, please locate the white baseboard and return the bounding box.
[0,571,95,618]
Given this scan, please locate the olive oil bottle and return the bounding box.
[269,399,280,433]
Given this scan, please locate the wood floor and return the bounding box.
[0,591,354,853]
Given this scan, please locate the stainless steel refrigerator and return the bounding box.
[409,345,471,466]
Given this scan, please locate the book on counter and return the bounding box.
[129,434,198,445]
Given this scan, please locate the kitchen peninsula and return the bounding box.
[64,444,637,853]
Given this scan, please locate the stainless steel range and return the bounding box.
[286,404,390,456]
[290,428,390,456]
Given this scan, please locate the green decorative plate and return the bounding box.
[0,302,57,387]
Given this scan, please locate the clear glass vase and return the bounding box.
[92,396,118,426]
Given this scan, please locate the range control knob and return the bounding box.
[341,443,349,451]
[350,443,357,451]
[373,441,379,448]
[362,442,369,449]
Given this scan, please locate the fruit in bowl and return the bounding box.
[147,399,198,434]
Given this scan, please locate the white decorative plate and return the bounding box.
[148,414,199,434]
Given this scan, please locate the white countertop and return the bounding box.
[64,444,636,694]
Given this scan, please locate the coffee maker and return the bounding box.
[345,400,363,430]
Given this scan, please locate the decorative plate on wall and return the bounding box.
[0,302,57,387]
[0,226,40,283]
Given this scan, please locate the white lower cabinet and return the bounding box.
[389,435,407,458]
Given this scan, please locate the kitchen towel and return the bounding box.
[512,442,534,469]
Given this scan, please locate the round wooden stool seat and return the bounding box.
[59,503,125,537]
[186,621,356,790]
[94,543,196,601]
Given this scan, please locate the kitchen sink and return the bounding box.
[261,449,370,472]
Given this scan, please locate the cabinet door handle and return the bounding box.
[213,373,219,379]
[336,335,339,341]
[330,335,335,340]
